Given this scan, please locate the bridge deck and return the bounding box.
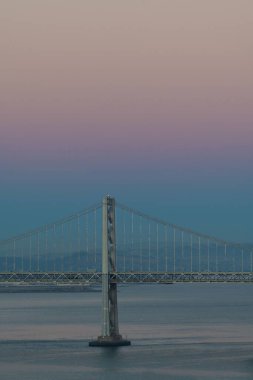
[0,272,253,283]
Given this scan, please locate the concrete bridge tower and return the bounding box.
[89,195,131,346]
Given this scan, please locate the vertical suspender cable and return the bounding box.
[37,232,40,272]
[207,240,210,273]
[156,224,159,272]
[53,225,56,272]
[5,244,7,272]
[61,224,64,272]
[148,223,151,272]
[29,234,32,272]
[131,212,134,272]
[140,216,142,272]
[86,214,89,270]
[45,228,48,272]
[198,237,201,273]
[165,226,168,273]
[21,238,24,273]
[190,234,193,273]
[94,209,97,267]
[241,249,244,273]
[181,231,184,272]
[13,239,16,272]
[173,228,176,274]
[216,243,218,272]
[233,248,235,273]
[77,215,80,272]
[123,210,126,272]
[225,244,227,272]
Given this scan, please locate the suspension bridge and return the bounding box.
[1,196,252,345]
[0,196,252,284]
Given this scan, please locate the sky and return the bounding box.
[0,0,252,242]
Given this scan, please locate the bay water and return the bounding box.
[0,283,253,379]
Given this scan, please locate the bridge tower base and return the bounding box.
[89,196,131,347]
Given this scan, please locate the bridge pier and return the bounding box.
[89,196,130,347]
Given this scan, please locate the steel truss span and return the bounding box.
[0,272,253,283]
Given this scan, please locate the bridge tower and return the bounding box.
[89,195,131,347]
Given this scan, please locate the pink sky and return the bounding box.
[0,0,252,240]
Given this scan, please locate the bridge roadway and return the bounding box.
[0,272,253,283]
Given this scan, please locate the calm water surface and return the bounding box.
[0,283,253,379]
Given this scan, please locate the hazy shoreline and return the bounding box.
[0,283,100,293]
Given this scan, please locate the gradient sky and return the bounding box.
[0,0,252,242]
